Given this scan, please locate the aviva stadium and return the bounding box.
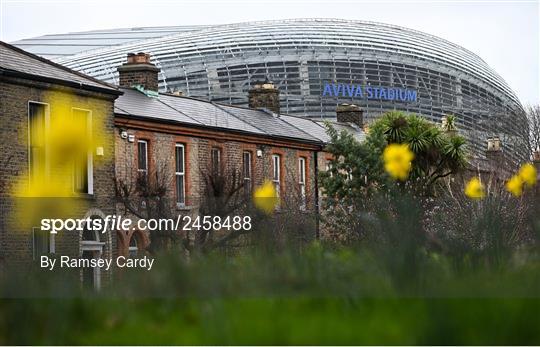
[13,19,527,161]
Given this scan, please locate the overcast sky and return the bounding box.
[1,0,538,105]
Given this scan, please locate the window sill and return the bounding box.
[74,193,95,200]
[176,204,194,212]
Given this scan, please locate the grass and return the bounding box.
[1,297,539,345]
[1,247,539,345]
[1,189,538,345]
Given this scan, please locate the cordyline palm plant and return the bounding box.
[443,114,458,130]
[371,111,468,193]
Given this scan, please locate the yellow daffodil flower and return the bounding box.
[383,143,414,181]
[518,163,537,187]
[11,91,107,230]
[505,175,524,197]
[465,177,485,199]
[253,180,279,214]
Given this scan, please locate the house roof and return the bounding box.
[0,41,120,95]
[114,87,365,145]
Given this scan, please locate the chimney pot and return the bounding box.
[133,52,150,64]
[126,53,136,62]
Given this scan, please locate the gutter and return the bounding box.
[114,112,326,149]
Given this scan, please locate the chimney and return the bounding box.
[248,80,280,114]
[336,103,364,128]
[486,136,501,152]
[485,137,503,174]
[533,150,540,163]
[117,52,160,92]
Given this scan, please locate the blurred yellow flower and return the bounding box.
[505,175,524,197]
[383,143,414,181]
[10,91,107,231]
[48,111,91,167]
[464,177,485,199]
[253,180,278,214]
[518,163,537,187]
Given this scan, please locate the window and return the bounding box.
[243,151,252,196]
[175,144,186,206]
[81,216,104,291]
[82,218,100,242]
[28,102,46,184]
[298,157,306,210]
[72,109,91,194]
[325,159,334,177]
[211,147,221,174]
[137,140,148,175]
[32,227,53,260]
[129,235,138,258]
[272,154,281,198]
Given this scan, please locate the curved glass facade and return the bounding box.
[17,19,526,161]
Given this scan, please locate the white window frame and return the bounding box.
[27,101,50,185]
[80,218,105,291]
[137,140,148,176]
[32,226,55,260]
[72,107,93,195]
[272,154,281,198]
[243,151,252,194]
[128,235,138,258]
[175,143,186,206]
[298,157,306,210]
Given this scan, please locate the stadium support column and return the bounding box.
[456,81,462,108]
[299,61,310,98]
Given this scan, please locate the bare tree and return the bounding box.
[526,105,540,156]
[114,152,317,256]
[428,174,537,269]
[114,162,177,254]
[114,158,253,255]
[190,160,317,254]
[186,166,253,253]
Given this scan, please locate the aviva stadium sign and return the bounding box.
[322,82,418,102]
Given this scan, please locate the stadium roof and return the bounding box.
[10,25,209,59]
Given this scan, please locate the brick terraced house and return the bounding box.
[0,45,364,288]
[0,41,122,289]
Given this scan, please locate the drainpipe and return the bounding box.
[314,150,320,240]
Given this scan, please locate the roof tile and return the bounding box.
[0,41,118,92]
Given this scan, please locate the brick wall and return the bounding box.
[0,77,118,276]
[117,64,159,92]
[113,118,321,252]
[248,86,280,114]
